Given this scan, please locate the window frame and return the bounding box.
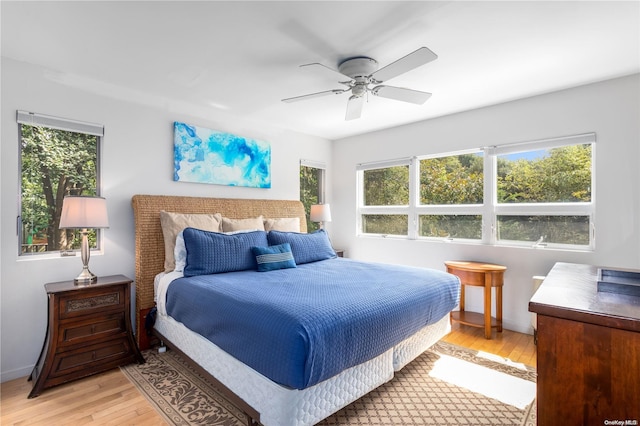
[489,133,595,249]
[17,110,104,257]
[300,159,327,232]
[356,158,412,238]
[415,149,485,243]
[356,133,595,250]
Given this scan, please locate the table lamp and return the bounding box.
[59,196,109,284]
[310,204,332,229]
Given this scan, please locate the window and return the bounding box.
[357,133,595,249]
[300,159,326,232]
[18,111,103,256]
[493,135,593,248]
[357,160,410,236]
[417,152,484,241]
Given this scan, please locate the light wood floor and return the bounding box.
[1,324,536,425]
[442,322,537,368]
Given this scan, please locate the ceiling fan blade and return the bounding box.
[370,47,437,83]
[345,95,364,120]
[282,89,346,103]
[372,85,432,104]
[300,62,353,83]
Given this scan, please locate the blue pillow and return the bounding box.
[183,228,268,276]
[251,243,297,272]
[267,229,336,265]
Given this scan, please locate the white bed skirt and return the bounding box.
[154,313,450,426]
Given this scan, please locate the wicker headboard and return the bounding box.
[131,194,307,346]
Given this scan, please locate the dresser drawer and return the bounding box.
[50,338,133,378]
[58,286,126,319]
[58,313,126,347]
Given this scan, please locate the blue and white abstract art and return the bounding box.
[173,122,271,188]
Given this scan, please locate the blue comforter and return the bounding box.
[165,258,460,389]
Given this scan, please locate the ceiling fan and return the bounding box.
[282,47,437,120]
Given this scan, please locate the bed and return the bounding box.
[132,195,460,426]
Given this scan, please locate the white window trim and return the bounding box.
[17,110,104,136]
[17,110,104,258]
[491,133,595,250]
[357,134,595,250]
[356,158,412,237]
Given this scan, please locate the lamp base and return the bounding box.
[74,268,97,285]
[73,230,97,285]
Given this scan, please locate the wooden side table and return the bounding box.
[445,261,506,339]
[28,275,144,398]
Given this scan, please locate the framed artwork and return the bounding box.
[173,121,271,188]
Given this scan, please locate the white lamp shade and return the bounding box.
[310,204,332,223]
[59,196,109,229]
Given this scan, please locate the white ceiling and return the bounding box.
[2,1,639,140]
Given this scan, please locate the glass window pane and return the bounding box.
[363,166,409,206]
[419,215,482,239]
[362,215,408,235]
[419,153,483,205]
[20,124,99,255]
[497,144,592,203]
[300,165,323,232]
[497,215,590,245]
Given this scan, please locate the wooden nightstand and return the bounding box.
[28,275,144,398]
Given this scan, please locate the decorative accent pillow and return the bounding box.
[183,228,268,277]
[160,211,222,272]
[264,217,300,232]
[267,229,336,265]
[251,243,297,272]
[221,216,265,232]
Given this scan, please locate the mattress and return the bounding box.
[162,258,460,389]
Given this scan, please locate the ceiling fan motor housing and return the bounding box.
[338,57,379,79]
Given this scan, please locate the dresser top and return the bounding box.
[529,262,640,332]
[45,275,132,293]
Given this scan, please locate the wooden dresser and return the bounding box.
[29,275,144,398]
[529,262,640,424]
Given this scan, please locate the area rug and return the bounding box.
[121,341,537,425]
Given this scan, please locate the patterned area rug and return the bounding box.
[121,341,537,425]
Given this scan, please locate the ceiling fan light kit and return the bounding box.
[282,47,437,121]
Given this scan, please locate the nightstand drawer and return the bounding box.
[51,338,133,378]
[58,287,126,319]
[58,313,126,346]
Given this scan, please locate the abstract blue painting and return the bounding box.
[173,121,271,188]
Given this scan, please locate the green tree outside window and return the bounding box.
[20,123,100,254]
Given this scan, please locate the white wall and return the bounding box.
[2,57,638,383]
[0,58,332,382]
[331,74,640,335]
